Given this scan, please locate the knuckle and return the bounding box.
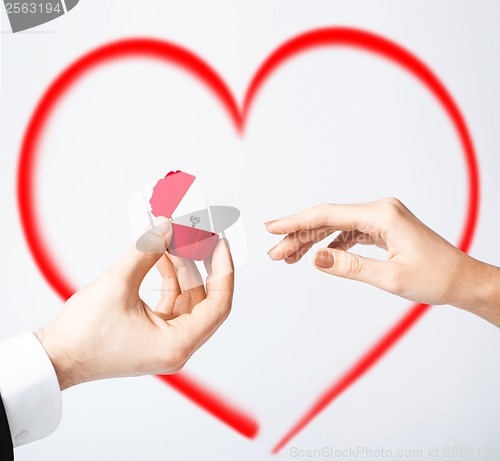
[169,361,187,374]
[216,301,232,323]
[382,197,403,207]
[313,203,334,226]
[296,228,310,243]
[379,200,404,225]
[157,345,190,372]
[315,203,333,215]
[342,253,364,278]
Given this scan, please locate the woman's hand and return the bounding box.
[266,198,500,327]
[36,222,234,390]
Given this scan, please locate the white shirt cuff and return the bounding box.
[0,332,62,447]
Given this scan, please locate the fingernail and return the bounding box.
[265,220,277,227]
[315,250,334,268]
[267,245,278,258]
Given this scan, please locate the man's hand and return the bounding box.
[266,198,500,327]
[35,222,234,390]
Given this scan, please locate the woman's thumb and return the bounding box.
[313,248,389,290]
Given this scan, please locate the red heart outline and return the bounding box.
[16,28,480,453]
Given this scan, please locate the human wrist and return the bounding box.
[34,326,82,391]
[470,263,500,327]
[450,256,500,327]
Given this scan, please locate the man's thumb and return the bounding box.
[113,219,173,287]
[136,218,173,254]
[313,248,388,289]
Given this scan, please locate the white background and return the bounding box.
[1,1,500,460]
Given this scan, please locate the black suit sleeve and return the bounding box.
[0,394,13,461]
